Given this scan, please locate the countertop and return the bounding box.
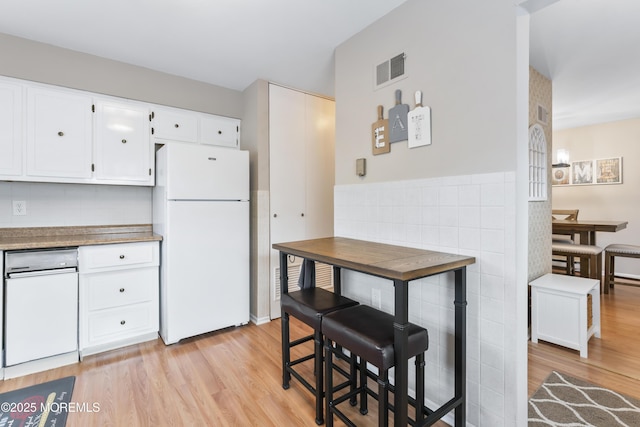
[0,224,162,251]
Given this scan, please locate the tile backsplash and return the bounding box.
[334,171,516,427]
[0,182,152,227]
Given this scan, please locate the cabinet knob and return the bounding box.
[174,123,180,128]
[273,213,277,218]
[119,288,125,293]
[119,255,125,259]
[121,139,127,144]
[58,131,64,137]
[218,130,222,134]
[301,213,305,217]
[120,320,126,325]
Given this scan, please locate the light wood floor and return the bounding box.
[0,316,445,426]
[1,284,638,426]
[529,280,640,401]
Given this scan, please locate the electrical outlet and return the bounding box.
[12,200,27,216]
[371,289,382,309]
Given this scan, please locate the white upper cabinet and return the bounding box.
[151,105,241,149]
[200,114,240,148]
[0,81,22,177]
[94,99,153,185]
[151,107,198,143]
[0,75,240,185]
[26,86,93,179]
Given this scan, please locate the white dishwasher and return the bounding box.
[4,248,79,367]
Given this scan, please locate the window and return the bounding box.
[528,123,547,201]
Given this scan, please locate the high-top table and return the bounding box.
[273,237,476,426]
[552,219,628,246]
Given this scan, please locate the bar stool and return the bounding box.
[604,244,640,294]
[323,304,429,427]
[281,287,359,425]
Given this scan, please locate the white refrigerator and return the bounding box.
[153,143,250,345]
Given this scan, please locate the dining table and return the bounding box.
[273,237,476,426]
[552,219,628,246]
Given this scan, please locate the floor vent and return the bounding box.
[274,262,333,300]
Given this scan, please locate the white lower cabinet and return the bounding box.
[78,241,159,358]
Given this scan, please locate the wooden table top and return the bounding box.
[552,219,628,233]
[272,237,475,281]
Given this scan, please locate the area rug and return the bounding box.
[529,371,640,426]
[0,376,75,427]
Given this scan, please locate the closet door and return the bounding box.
[269,84,307,245]
[268,84,335,319]
[304,92,335,239]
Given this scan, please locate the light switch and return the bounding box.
[356,158,366,177]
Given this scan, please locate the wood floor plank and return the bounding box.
[528,284,640,401]
[4,285,636,426]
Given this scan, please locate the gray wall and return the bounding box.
[0,33,243,118]
[334,0,517,185]
[333,0,527,425]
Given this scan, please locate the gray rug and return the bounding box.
[0,376,75,427]
[529,371,640,426]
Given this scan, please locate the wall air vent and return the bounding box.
[374,52,407,90]
[537,103,549,125]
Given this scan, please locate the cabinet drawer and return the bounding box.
[86,303,156,343]
[79,242,158,272]
[84,267,157,310]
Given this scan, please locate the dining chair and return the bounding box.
[552,209,580,273]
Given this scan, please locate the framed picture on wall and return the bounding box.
[571,160,594,185]
[551,166,570,186]
[595,157,622,184]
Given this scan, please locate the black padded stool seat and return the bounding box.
[281,287,359,425]
[281,288,358,330]
[323,304,429,427]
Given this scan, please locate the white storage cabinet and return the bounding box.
[151,105,240,148]
[268,84,335,319]
[78,241,159,358]
[26,85,93,180]
[0,81,23,177]
[94,98,154,185]
[530,273,601,358]
[150,107,199,143]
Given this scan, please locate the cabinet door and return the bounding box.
[27,87,93,179]
[94,100,153,185]
[0,81,23,177]
[200,114,240,148]
[269,85,307,244]
[151,108,198,142]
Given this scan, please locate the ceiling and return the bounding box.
[1,0,638,130]
[529,0,640,130]
[0,0,408,97]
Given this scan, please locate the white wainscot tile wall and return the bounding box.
[334,172,516,427]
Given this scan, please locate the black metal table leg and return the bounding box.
[393,279,409,426]
[280,252,290,388]
[454,268,467,425]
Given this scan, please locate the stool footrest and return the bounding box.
[290,334,314,348]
